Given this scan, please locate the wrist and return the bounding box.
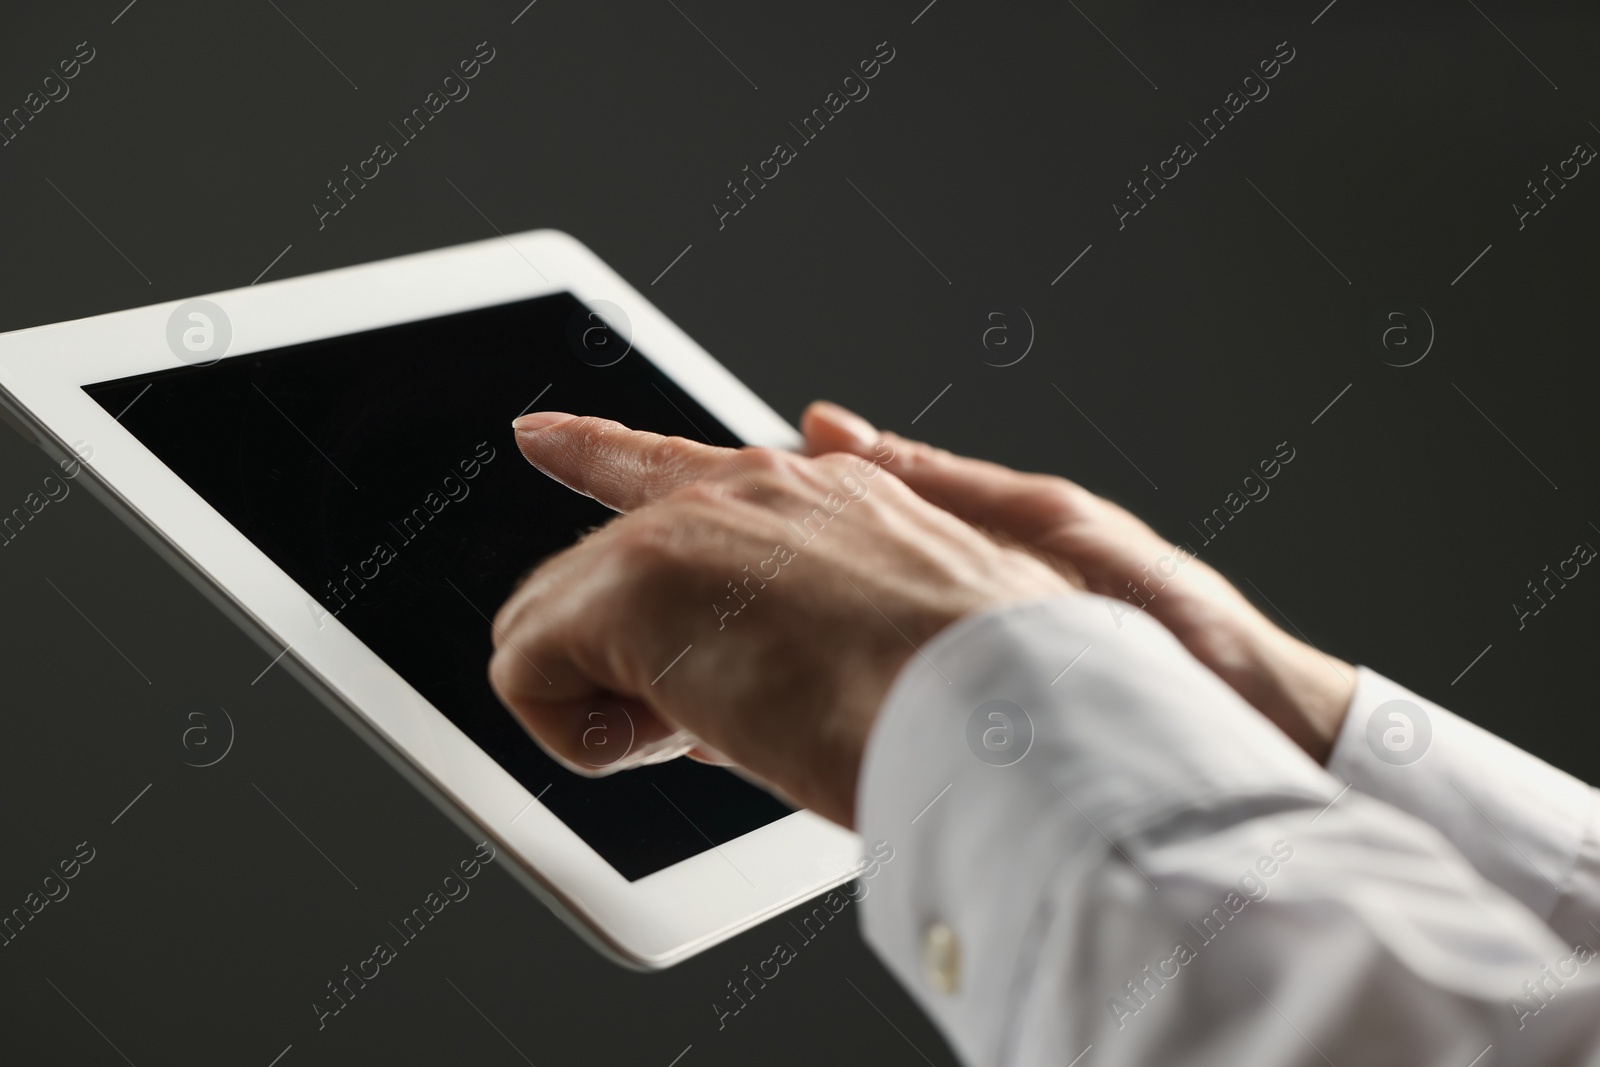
[1151,590,1353,764]
[1237,625,1355,764]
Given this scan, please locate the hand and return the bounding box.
[801,401,1355,763]
[487,413,1075,828]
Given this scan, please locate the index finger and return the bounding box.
[510,412,737,512]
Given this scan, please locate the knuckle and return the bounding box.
[489,596,517,641]
[642,434,691,480]
[811,451,860,475]
[608,513,683,565]
[662,480,727,514]
[1017,471,1087,515]
[486,644,526,704]
[598,516,706,603]
[1039,474,1084,508]
[735,446,793,478]
[875,432,917,465]
[565,415,616,444]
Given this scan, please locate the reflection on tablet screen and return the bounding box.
[83,292,791,881]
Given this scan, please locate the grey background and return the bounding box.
[0,0,1595,1063]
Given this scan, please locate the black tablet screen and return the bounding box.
[83,292,790,881]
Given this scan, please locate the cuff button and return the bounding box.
[922,921,960,993]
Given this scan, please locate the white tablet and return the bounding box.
[0,230,865,969]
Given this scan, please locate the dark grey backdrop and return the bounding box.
[0,1,1595,1064]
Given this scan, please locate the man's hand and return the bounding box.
[801,401,1355,763]
[488,413,1074,828]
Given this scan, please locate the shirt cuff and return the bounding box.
[855,593,1340,1067]
[1327,666,1598,930]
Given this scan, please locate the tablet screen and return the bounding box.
[83,292,790,881]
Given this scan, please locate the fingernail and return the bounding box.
[687,742,733,765]
[583,730,698,777]
[572,702,636,773]
[810,400,877,449]
[512,411,577,432]
[628,730,700,768]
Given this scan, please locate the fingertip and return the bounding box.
[511,412,600,480]
[684,742,735,766]
[505,696,692,778]
[802,400,878,454]
[512,411,578,433]
[508,413,730,512]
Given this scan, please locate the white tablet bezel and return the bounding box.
[0,229,865,969]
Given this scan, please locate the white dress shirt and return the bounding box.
[858,595,1600,1066]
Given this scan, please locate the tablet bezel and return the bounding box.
[0,229,865,968]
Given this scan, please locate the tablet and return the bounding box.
[0,230,864,968]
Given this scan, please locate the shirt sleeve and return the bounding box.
[1327,666,1600,946]
[856,595,1600,1067]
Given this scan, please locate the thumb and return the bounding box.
[800,400,1078,540]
